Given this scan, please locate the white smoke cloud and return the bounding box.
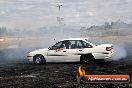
[112,44,127,60]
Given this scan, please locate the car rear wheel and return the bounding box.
[34,55,46,64]
[80,54,94,63]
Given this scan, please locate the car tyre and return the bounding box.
[34,55,46,64]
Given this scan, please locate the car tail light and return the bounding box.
[106,47,113,51]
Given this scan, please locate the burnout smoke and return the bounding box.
[0,47,43,63]
[112,44,127,61]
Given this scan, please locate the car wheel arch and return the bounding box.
[80,53,95,58]
[80,53,95,63]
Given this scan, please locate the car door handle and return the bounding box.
[79,50,82,51]
[63,51,66,52]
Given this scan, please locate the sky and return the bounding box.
[0,0,132,29]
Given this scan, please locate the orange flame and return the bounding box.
[78,66,86,76]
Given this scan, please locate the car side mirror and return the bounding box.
[48,47,51,50]
[88,45,93,48]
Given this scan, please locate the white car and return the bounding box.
[27,38,114,64]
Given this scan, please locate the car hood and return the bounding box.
[29,48,49,56]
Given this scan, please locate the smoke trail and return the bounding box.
[0,47,43,63]
[112,44,127,60]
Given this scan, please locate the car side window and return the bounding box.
[76,40,83,48]
[50,40,93,50]
[82,41,93,48]
[68,40,83,49]
[50,41,65,50]
[69,41,75,49]
[63,41,71,49]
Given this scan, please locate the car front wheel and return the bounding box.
[33,55,46,64]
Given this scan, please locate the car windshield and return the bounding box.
[85,39,101,46]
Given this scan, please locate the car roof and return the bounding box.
[62,38,88,41]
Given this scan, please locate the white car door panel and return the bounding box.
[47,49,68,62]
[65,49,82,62]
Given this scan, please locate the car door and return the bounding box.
[47,41,69,62]
[64,40,84,62]
[66,40,94,62]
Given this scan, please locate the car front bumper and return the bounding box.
[27,56,33,62]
